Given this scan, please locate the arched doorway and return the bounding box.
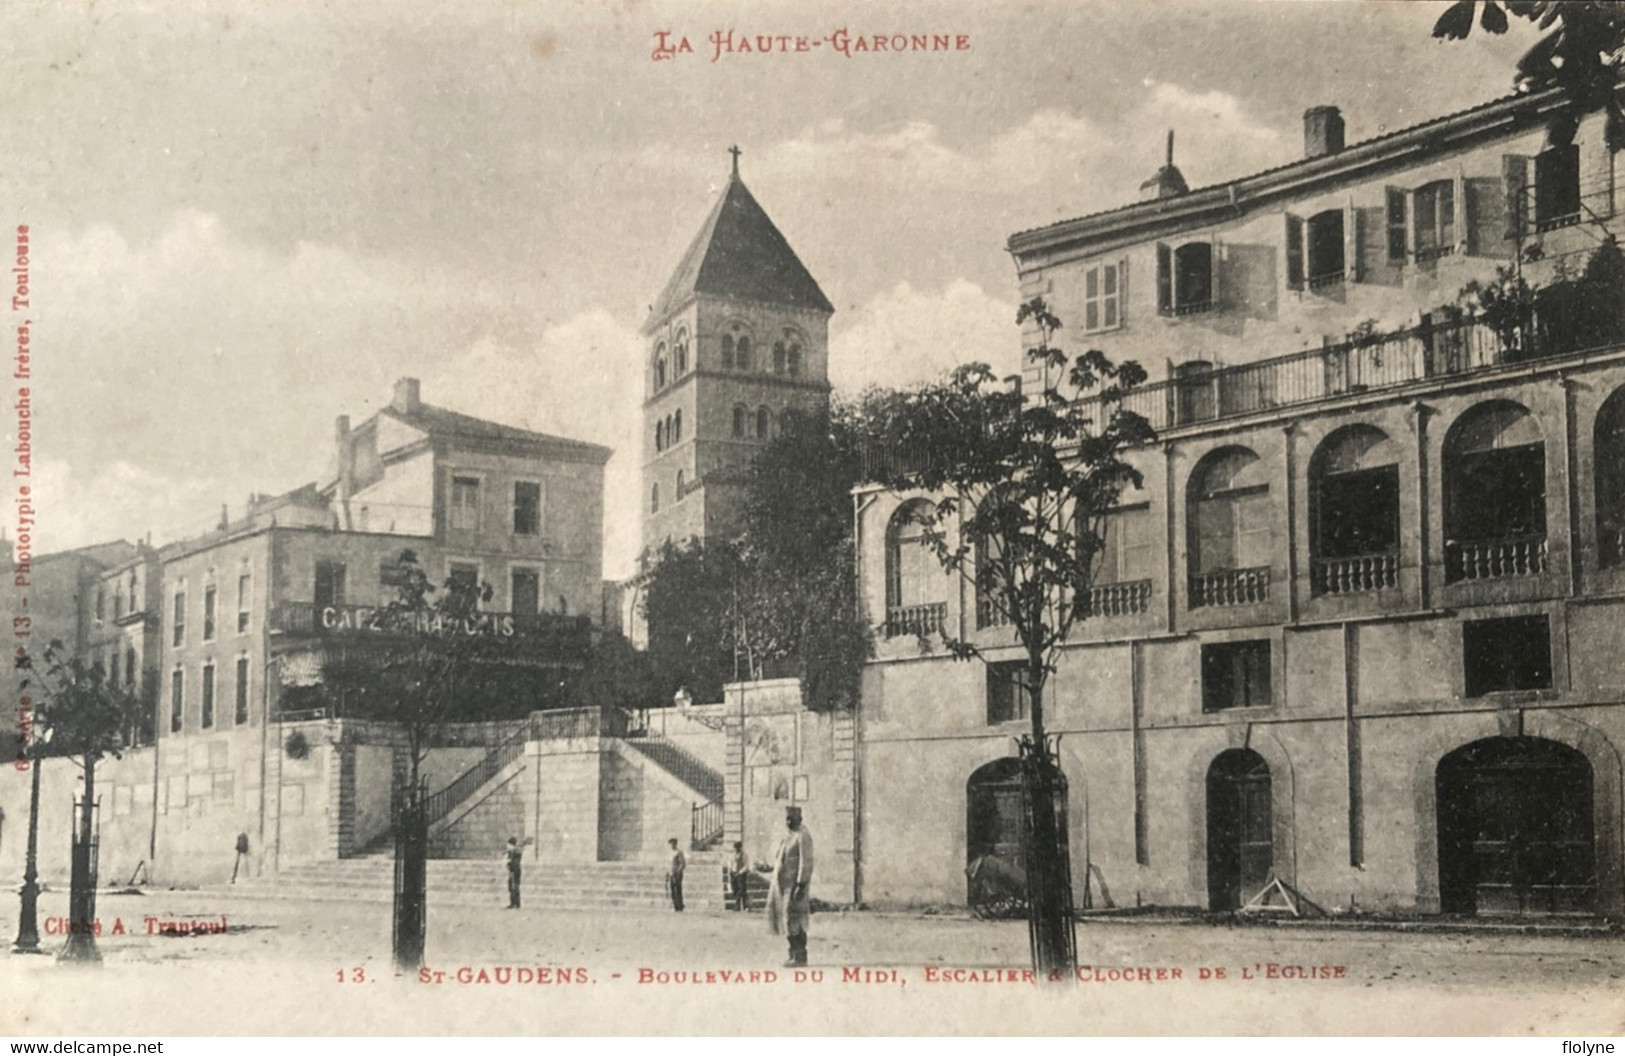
[965,758,1069,918]
[1206,748,1272,910]
[1436,737,1595,915]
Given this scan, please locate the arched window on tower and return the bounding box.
[787,339,802,377]
[676,470,685,498]
[732,405,747,439]
[654,342,668,390]
[721,333,735,371]
[757,407,771,439]
[655,420,665,452]
[736,335,752,371]
[673,409,683,444]
[651,483,661,514]
[773,340,787,375]
[674,329,689,376]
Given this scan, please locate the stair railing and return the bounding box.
[419,722,529,828]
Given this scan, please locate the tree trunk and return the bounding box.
[60,755,101,963]
[1021,672,1076,982]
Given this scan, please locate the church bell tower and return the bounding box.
[640,148,834,554]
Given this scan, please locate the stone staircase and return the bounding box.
[228,851,750,912]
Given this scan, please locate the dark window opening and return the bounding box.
[1201,640,1271,712]
[736,336,752,371]
[201,663,215,729]
[1174,361,1215,424]
[513,481,541,536]
[313,561,347,610]
[721,333,735,370]
[511,569,540,617]
[170,670,183,733]
[732,405,746,438]
[1306,210,1345,286]
[1448,445,1545,543]
[172,592,186,647]
[235,657,250,726]
[1463,615,1552,697]
[448,562,479,598]
[1535,145,1581,230]
[1316,465,1400,559]
[1174,242,1212,312]
[203,586,217,641]
[986,661,1034,725]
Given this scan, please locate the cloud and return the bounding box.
[830,279,1020,393]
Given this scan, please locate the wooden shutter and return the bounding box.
[1344,196,1361,282]
[1385,187,1407,263]
[1503,154,1531,241]
[1209,236,1223,310]
[1453,167,1469,255]
[1284,213,1304,289]
[1156,242,1173,314]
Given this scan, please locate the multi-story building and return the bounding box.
[0,377,611,885]
[856,86,1625,917]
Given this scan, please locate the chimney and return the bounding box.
[1138,129,1189,201]
[391,378,421,414]
[1304,106,1345,159]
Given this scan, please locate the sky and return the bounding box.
[1,0,1539,578]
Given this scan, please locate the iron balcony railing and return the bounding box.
[691,800,724,849]
[1445,535,1548,583]
[976,597,1012,629]
[1313,552,1399,595]
[1190,566,1270,608]
[416,721,529,829]
[861,313,1620,481]
[885,602,947,638]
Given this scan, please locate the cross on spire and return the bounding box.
[728,144,742,177]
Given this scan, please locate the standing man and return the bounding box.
[728,840,749,911]
[666,837,686,912]
[762,805,813,967]
[505,836,525,909]
[231,833,250,884]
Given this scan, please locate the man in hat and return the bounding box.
[762,805,813,966]
[666,837,686,912]
[504,836,526,908]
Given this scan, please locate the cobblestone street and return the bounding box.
[4,886,1622,1035]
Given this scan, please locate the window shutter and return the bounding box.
[1284,214,1304,289]
[1118,257,1129,327]
[1453,167,1469,255]
[1209,236,1223,310]
[1155,242,1172,314]
[1344,196,1361,282]
[1385,187,1407,263]
[1503,154,1531,241]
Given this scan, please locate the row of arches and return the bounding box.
[654,324,809,390]
[884,389,1625,626]
[654,410,683,452]
[965,735,1599,915]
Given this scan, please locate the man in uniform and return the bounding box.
[762,805,813,967]
[505,836,525,908]
[666,837,686,912]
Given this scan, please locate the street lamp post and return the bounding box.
[11,751,44,953]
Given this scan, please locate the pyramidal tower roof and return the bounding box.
[644,150,834,332]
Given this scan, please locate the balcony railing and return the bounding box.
[530,705,632,741]
[1313,553,1398,595]
[1190,567,1270,608]
[861,313,1624,483]
[976,597,1012,629]
[1445,535,1548,583]
[1080,579,1153,618]
[885,602,947,639]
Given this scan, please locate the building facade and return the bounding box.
[857,86,1625,917]
[0,378,611,886]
